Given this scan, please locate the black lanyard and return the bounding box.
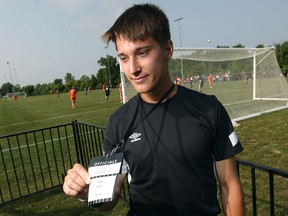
[106,83,175,158]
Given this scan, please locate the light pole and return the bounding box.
[14,68,19,92]
[104,45,112,87]
[6,61,14,92]
[174,17,184,81]
[3,74,7,94]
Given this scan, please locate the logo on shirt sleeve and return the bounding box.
[229,131,238,147]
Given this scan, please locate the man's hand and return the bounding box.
[63,163,91,200]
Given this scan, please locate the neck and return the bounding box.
[140,82,177,103]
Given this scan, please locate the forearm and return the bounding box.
[220,182,245,216]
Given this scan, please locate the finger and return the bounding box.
[63,164,90,197]
[63,181,79,197]
[65,169,87,191]
[73,163,91,184]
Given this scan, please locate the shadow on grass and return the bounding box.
[0,186,128,216]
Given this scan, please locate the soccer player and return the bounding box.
[104,85,111,102]
[63,3,244,215]
[208,73,214,88]
[69,86,77,109]
[13,94,17,102]
[199,75,205,93]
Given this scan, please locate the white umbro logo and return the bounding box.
[129,133,141,143]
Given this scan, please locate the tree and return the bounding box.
[96,67,109,86]
[34,83,54,95]
[54,79,63,85]
[276,41,288,72]
[53,79,65,92]
[97,55,120,87]
[64,73,75,84]
[256,44,264,48]
[216,45,230,48]
[90,74,98,89]
[0,82,13,95]
[232,43,245,48]
[64,73,77,92]
[22,85,35,96]
[79,75,91,91]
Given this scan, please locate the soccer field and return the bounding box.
[123,79,288,121]
[0,84,287,215]
[0,89,121,205]
[0,89,122,136]
[1,80,287,135]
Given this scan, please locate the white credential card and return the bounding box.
[88,174,117,203]
[87,152,123,206]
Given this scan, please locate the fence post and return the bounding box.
[269,173,275,216]
[72,120,84,164]
[251,168,257,216]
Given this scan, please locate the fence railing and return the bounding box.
[72,120,105,167]
[0,121,287,215]
[0,122,76,204]
[236,159,288,216]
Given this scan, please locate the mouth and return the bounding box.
[131,75,148,84]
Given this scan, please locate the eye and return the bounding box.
[119,55,128,62]
[138,49,149,57]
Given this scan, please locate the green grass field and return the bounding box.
[0,85,287,215]
[123,79,288,121]
[0,89,121,136]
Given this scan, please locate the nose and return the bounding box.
[129,57,140,75]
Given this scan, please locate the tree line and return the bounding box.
[0,55,120,97]
[1,41,287,97]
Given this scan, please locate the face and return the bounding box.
[117,36,173,101]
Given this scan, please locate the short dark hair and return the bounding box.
[102,3,171,48]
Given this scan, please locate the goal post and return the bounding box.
[253,48,288,101]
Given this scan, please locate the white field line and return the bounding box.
[0,127,102,153]
[0,134,75,175]
[0,105,117,129]
[1,134,75,153]
[223,99,254,106]
[0,129,101,174]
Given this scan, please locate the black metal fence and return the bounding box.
[236,159,288,216]
[0,121,287,215]
[0,122,77,204]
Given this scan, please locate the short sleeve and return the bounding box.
[212,98,243,161]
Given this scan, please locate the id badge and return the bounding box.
[87,152,123,206]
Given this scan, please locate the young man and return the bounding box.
[63,3,244,215]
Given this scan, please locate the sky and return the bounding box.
[0,0,287,87]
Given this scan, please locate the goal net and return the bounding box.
[4,92,27,99]
[119,47,288,123]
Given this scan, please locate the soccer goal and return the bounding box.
[171,47,288,122]
[4,92,27,99]
[119,47,288,123]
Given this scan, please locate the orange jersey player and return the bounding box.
[208,74,213,88]
[69,86,77,109]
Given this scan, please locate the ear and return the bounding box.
[166,40,174,59]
